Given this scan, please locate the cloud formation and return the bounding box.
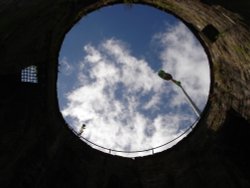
[154,23,210,109]
[59,57,74,76]
[59,22,210,157]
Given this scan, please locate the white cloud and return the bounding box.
[59,23,210,157]
[59,57,74,75]
[154,22,210,109]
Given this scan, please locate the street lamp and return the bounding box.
[78,124,86,136]
[158,70,201,118]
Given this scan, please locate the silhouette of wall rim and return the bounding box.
[56,2,213,157]
[1,0,250,187]
[48,0,250,154]
[51,1,212,156]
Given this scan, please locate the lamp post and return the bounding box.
[78,124,86,136]
[158,70,201,118]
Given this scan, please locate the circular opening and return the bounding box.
[57,4,210,158]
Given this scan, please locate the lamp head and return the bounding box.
[158,70,173,81]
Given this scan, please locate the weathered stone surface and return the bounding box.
[0,0,249,187]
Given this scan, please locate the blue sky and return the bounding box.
[58,4,210,157]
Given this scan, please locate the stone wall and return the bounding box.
[0,0,249,187]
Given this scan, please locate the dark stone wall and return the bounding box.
[0,0,249,187]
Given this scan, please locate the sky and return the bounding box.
[57,4,210,158]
